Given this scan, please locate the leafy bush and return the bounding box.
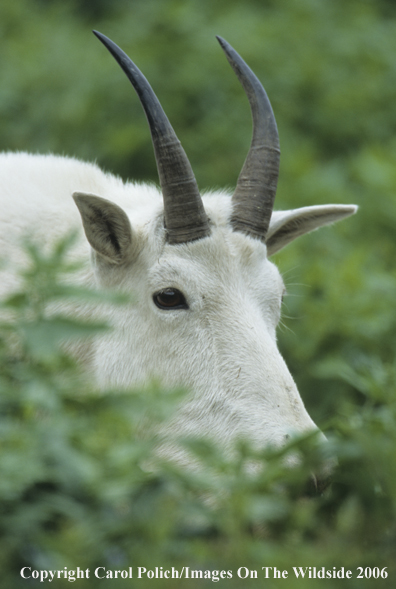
[0,238,395,588]
[1,1,396,586]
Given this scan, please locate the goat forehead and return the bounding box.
[147,228,283,293]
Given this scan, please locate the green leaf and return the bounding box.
[19,316,109,358]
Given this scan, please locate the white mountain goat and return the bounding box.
[0,33,356,487]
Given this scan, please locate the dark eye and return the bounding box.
[153,288,188,310]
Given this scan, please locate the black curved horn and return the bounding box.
[93,31,210,244]
[216,36,280,242]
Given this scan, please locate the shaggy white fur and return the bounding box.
[0,151,357,462]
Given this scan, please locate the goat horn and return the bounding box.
[93,31,210,244]
[217,36,280,242]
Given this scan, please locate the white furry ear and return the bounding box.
[266,204,358,256]
[73,192,133,264]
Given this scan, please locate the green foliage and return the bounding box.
[0,238,395,587]
[1,0,396,585]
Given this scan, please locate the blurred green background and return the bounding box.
[1,0,396,586]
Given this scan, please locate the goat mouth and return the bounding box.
[304,472,332,497]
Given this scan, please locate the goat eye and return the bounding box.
[153,288,188,310]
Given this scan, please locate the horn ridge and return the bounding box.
[93,30,210,244]
[216,36,280,242]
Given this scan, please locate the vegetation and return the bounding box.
[1,236,395,587]
[1,0,396,586]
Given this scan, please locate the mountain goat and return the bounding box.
[0,33,356,483]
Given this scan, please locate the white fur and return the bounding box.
[0,151,357,462]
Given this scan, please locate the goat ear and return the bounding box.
[266,204,358,256]
[73,192,133,264]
